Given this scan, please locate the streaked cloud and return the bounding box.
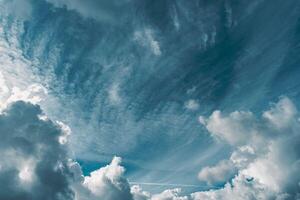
[108,83,122,105]
[134,28,162,56]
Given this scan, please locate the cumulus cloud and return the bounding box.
[262,97,298,129]
[0,100,135,200]
[151,188,188,200]
[199,110,257,146]
[196,97,300,199]
[0,84,47,111]
[131,185,151,200]
[0,101,74,200]
[229,145,256,169]
[198,160,237,185]
[192,174,278,200]
[3,1,299,199]
[2,97,299,200]
[79,157,133,200]
[0,97,145,200]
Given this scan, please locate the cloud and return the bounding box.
[0,0,32,19]
[0,84,47,111]
[2,1,299,199]
[184,99,199,111]
[0,100,139,200]
[2,94,300,200]
[151,188,188,200]
[2,97,299,200]
[199,110,257,146]
[262,97,297,129]
[229,145,256,169]
[0,14,51,113]
[131,185,151,200]
[108,83,122,105]
[134,28,162,56]
[79,157,133,200]
[45,0,131,23]
[196,97,300,199]
[198,160,237,185]
[192,174,278,200]
[0,101,74,200]
[0,100,136,200]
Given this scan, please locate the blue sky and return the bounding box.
[1,0,300,199]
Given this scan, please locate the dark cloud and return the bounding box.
[0,101,136,200]
[0,101,74,200]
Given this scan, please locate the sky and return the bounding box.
[0,0,300,199]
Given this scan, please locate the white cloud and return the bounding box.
[131,185,151,200]
[0,71,47,112]
[72,157,173,200]
[108,83,122,105]
[196,97,300,199]
[46,0,131,23]
[134,29,162,56]
[57,121,72,145]
[3,1,300,199]
[172,6,180,30]
[1,12,299,198]
[199,110,257,146]
[198,160,236,185]
[0,101,134,200]
[18,159,36,184]
[0,16,49,112]
[262,97,297,129]
[0,101,74,199]
[1,84,47,111]
[81,157,132,200]
[73,97,300,200]
[151,188,188,200]
[184,99,199,110]
[230,146,256,169]
[192,174,277,200]
[0,0,32,19]
[2,97,300,200]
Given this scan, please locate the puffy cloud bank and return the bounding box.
[0,100,134,200]
[196,97,300,199]
[1,97,300,200]
[0,101,73,200]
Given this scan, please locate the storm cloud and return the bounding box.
[0,101,74,200]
